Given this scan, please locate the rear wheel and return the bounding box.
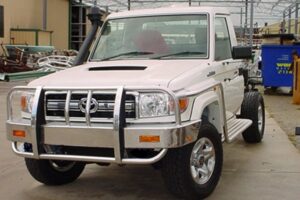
[161,123,223,200]
[25,158,85,185]
[241,91,265,143]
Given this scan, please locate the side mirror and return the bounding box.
[232,46,252,59]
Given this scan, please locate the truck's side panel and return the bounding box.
[190,91,224,134]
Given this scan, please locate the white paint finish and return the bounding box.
[190,91,223,134]
[108,6,230,20]
[225,15,238,47]
[210,59,244,113]
[28,60,209,89]
[225,75,244,113]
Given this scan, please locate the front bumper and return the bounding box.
[6,86,201,164]
[7,120,201,164]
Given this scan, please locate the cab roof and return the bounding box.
[107,6,230,20]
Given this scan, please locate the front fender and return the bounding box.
[190,91,224,134]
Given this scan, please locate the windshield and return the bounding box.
[91,14,209,61]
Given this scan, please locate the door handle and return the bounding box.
[207,71,216,77]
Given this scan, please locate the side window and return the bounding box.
[214,17,232,61]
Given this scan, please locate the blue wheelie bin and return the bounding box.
[261,44,300,88]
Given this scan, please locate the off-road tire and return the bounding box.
[25,158,85,185]
[161,123,223,200]
[241,91,265,143]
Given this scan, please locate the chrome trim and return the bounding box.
[113,86,124,163]
[46,116,114,123]
[7,89,13,121]
[85,90,93,126]
[135,92,140,119]
[8,120,201,149]
[7,122,33,142]
[43,124,115,148]
[12,142,34,158]
[6,87,41,158]
[11,142,167,165]
[44,90,67,123]
[30,87,42,158]
[47,101,135,111]
[219,83,229,142]
[124,120,201,148]
[45,90,137,123]
[38,149,167,165]
[39,154,116,163]
[65,90,72,125]
[121,149,167,164]
[43,86,121,90]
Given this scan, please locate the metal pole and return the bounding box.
[43,0,47,30]
[296,3,299,35]
[249,0,254,46]
[128,0,131,10]
[280,12,285,33]
[288,8,292,33]
[244,0,248,38]
[240,8,243,42]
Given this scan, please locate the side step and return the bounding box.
[222,118,252,142]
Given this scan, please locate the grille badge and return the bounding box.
[78,98,99,113]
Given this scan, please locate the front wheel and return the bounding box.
[25,158,85,185]
[161,123,223,200]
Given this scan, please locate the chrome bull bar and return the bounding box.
[7,85,192,164]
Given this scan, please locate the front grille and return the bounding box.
[45,91,136,121]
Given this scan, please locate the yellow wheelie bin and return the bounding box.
[293,58,300,104]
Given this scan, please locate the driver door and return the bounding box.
[211,16,244,116]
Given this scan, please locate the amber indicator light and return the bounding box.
[13,130,26,138]
[139,135,160,143]
[21,96,27,111]
[179,98,189,112]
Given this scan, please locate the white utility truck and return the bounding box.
[6,6,265,199]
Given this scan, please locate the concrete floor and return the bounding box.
[1,81,300,200]
[262,87,300,149]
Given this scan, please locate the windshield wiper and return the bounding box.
[151,51,205,59]
[100,51,154,61]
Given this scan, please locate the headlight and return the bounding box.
[8,89,35,123]
[139,93,172,118]
[139,93,189,118]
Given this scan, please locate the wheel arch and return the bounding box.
[190,91,224,135]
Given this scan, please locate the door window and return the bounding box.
[214,17,231,61]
